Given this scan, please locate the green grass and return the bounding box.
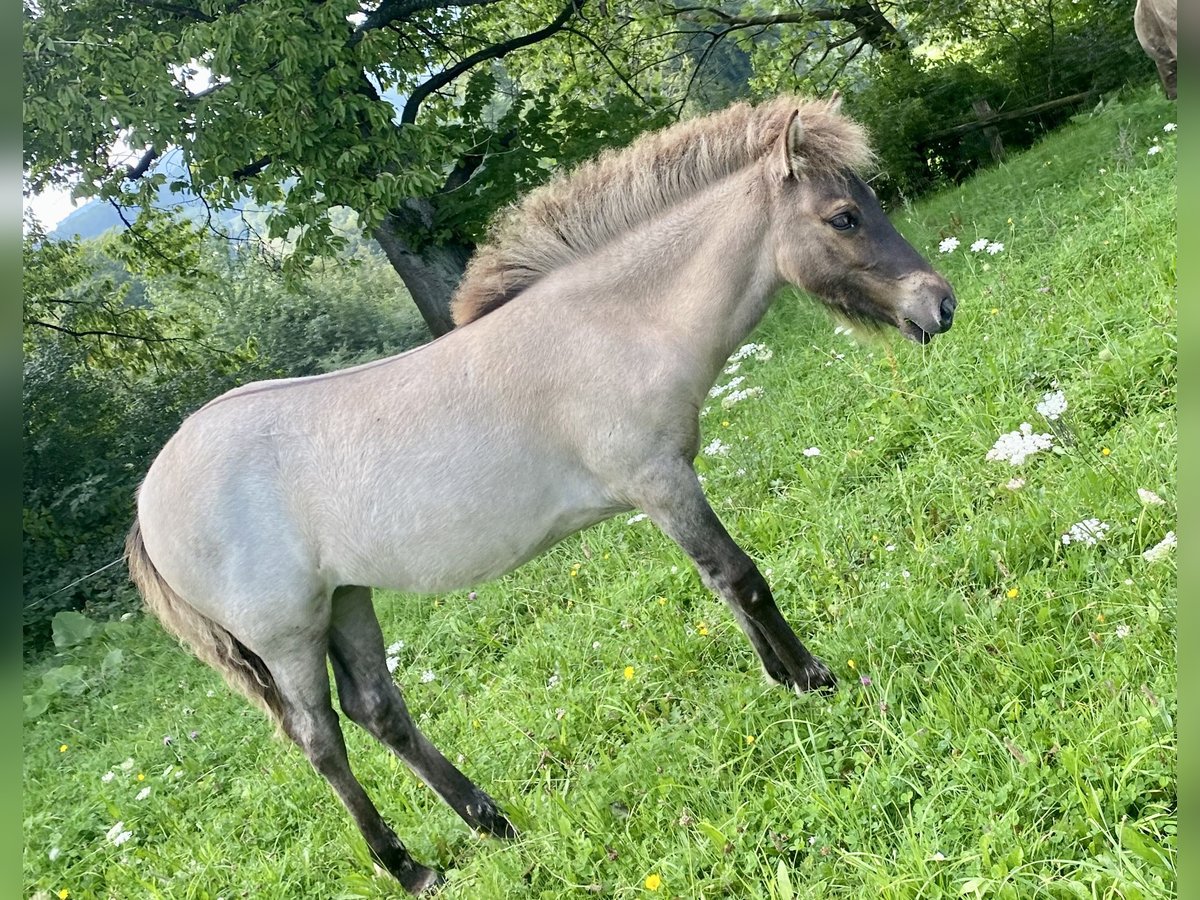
[24,88,1177,900]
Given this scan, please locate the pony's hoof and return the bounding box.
[467,793,519,840]
[795,658,838,694]
[374,856,443,895]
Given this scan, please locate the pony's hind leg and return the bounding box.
[262,623,443,894]
[328,586,518,840]
[634,458,837,694]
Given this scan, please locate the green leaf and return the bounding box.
[776,859,794,900]
[697,820,728,856]
[41,664,87,697]
[1119,822,1170,871]
[101,648,125,678]
[51,610,96,649]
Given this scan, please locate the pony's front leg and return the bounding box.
[634,459,836,694]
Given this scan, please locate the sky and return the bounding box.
[26,185,77,230]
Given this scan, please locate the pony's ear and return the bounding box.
[775,107,805,179]
[828,89,843,110]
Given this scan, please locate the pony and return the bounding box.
[127,95,955,892]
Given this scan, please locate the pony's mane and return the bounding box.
[450,95,874,326]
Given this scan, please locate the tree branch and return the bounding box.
[124,147,161,181]
[563,26,650,106]
[351,0,500,45]
[125,0,216,22]
[232,155,273,180]
[401,0,584,124]
[26,319,191,343]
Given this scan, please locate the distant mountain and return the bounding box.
[50,149,274,242]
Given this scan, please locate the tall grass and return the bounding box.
[24,88,1176,900]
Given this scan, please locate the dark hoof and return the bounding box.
[467,793,519,840]
[794,658,838,695]
[765,658,837,695]
[373,846,443,895]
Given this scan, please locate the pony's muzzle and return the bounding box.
[898,277,956,344]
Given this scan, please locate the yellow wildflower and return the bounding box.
[644,873,663,891]
[137,773,145,782]
[58,890,70,899]
[697,622,709,636]
[1006,587,1019,599]
[59,744,68,753]
[1097,613,1105,623]
[847,659,856,669]
[1101,447,1111,457]
[624,666,635,680]
[745,734,756,745]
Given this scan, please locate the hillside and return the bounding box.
[23,88,1176,899]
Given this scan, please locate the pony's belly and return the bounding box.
[346,498,628,594]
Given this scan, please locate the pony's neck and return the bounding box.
[608,163,782,384]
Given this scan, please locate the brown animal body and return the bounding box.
[1135,0,1177,99]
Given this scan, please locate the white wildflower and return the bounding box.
[986,241,1004,255]
[1115,625,1131,639]
[986,423,1054,465]
[420,670,436,683]
[1036,389,1067,421]
[106,822,132,847]
[834,324,854,336]
[386,656,400,673]
[802,446,821,457]
[119,758,135,772]
[136,786,151,801]
[1005,477,1026,491]
[1061,518,1110,546]
[1164,122,1176,132]
[721,386,764,408]
[592,641,601,650]
[708,376,745,399]
[901,570,910,579]
[703,438,731,457]
[1147,145,1162,156]
[723,362,741,375]
[101,771,115,783]
[48,847,61,862]
[1142,530,1176,563]
[970,238,989,252]
[386,640,404,655]
[938,237,960,253]
[626,512,648,525]
[885,544,896,552]
[729,342,771,363]
[547,673,560,689]
[1137,488,1166,506]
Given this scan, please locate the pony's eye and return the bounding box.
[828,212,857,231]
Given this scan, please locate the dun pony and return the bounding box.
[128,95,955,893]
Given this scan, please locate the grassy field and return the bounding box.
[24,88,1177,899]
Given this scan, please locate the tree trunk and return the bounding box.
[373,199,474,337]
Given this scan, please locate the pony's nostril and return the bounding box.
[938,295,957,327]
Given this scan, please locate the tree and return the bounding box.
[24,0,673,334]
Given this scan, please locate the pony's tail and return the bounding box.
[125,519,284,726]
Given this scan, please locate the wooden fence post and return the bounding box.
[972,98,1006,162]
